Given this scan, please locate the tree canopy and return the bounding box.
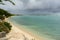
[0,9,13,18]
[0,0,15,18]
[0,0,14,34]
[0,8,13,33]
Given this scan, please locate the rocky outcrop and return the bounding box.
[0,32,7,40]
[0,32,6,38]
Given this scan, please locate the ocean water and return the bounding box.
[9,15,60,40]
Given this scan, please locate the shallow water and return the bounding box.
[9,15,60,40]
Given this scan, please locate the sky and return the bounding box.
[0,0,60,14]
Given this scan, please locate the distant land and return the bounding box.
[14,13,55,16]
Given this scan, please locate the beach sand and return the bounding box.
[6,22,39,40]
[5,18,53,40]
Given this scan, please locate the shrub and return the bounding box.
[4,22,12,30]
[0,15,5,20]
[0,22,12,33]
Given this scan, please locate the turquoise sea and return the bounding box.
[9,15,60,40]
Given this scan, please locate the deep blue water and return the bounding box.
[9,15,60,40]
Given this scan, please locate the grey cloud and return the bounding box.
[25,0,60,9]
[22,0,60,13]
[0,0,60,14]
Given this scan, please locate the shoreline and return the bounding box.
[5,18,55,40]
[6,21,40,40]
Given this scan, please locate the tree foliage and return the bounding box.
[0,0,14,34]
[0,0,15,5]
[0,9,13,18]
[0,22,9,33]
[0,15,5,20]
[4,22,12,31]
[0,9,13,33]
[0,22,12,33]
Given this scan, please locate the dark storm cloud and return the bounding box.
[0,0,60,14]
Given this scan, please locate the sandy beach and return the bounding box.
[6,21,40,40]
[5,18,52,40]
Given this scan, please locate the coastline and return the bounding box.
[5,18,55,40]
[6,20,40,40]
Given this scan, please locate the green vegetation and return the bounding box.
[0,22,9,33]
[0,9,14,18]
[0,9,13,33]
[0,0,15,35]
[0,15,5,20]
[4,22,12,30]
